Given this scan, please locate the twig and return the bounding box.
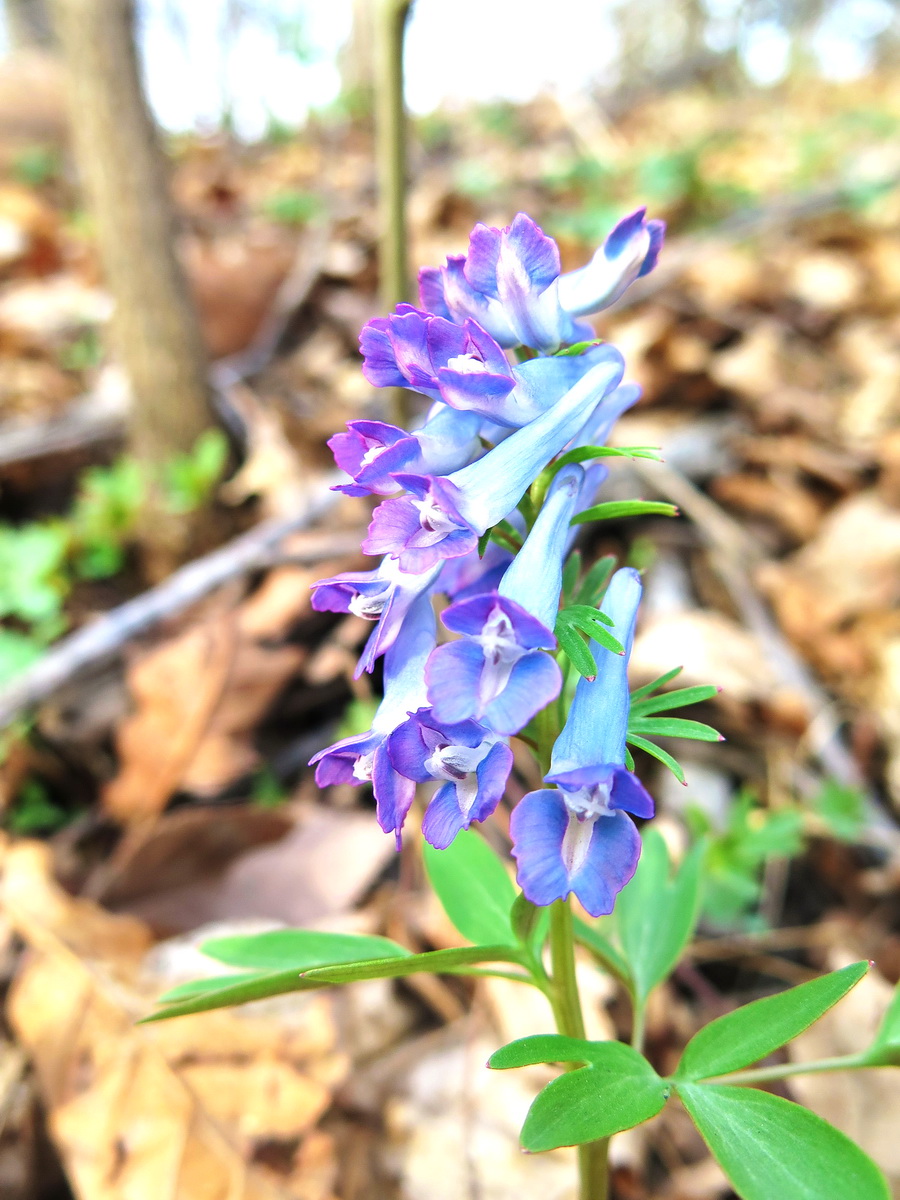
[0,480,360,728]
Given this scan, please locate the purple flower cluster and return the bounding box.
[312,210,664,916]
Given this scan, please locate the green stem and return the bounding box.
[549,900,610,1200]
[702,1052,870,1087]
[374,0,413,427]
[631,1002,647,1055]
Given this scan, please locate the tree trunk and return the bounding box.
[5,0,55,50]
[49,0,212,465]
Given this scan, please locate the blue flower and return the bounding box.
[423,464,585,733]
[510,568,655,916]
[419,212,664,352]
[363,349,624,572]
[309,592,436,846]
[386,707,513,848]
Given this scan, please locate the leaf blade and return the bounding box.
[678,1083,889,1200]
[521,1042,667,1150]
[423,830,517,946]
[616,829,704,1003]
[677,962,869,1080]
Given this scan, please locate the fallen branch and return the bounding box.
[0,479,362,728]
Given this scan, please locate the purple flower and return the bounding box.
[310,592,436,845]
[556,209,665,316]
[328,406,482,497]
[310,555,441,676]
[419,212,664,352]
[510,568,655,916]
[363,349,624,573]
[387,707,513,848]
[360,304,516,412]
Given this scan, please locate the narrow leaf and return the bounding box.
[626,734,686,784]
[575,554,617,607]
[554,620,598,679]
[678,1083,889,1200]
[423,830,517,946]
[521,1043,667,1150]
[572,500,678,526]
[156,973,263,1003]
[561,550,581,605]
[142,967,323,1022]
[630,666,683,702]
[201,930,409,972]
[617,829,704,1003]
[629,716,722,742]
[564,603,615,628]
[301,944,521,984]
[677,962,869,1080]
[630,685,720,715]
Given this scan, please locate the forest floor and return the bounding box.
[1,57,900,1199]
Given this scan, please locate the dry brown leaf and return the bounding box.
[632,609,779,704]
[2,839,341,1200]
[103,611,304,821]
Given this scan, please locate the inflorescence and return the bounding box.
[311,208,667,916]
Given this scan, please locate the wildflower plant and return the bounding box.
[146,213,898,1200]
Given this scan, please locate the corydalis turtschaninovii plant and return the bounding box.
[149,212,895,1200]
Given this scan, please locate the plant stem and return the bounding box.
[704,1052,870,1087]
[631,1002,647,1055]
[374,0,413,427]
[549,899,610,1200]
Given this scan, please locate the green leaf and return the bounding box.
[625,733,686,784]
[573,917,632,985]
[860,983,900,1066]
[571,500,678,526]
[628,716,722,742]
[423,830,517,946]
[677,961,869,1080]
[200,930,409,972]
[812,779,866,842]
[630,684,720,715]
[678,1083,889,1200]
[299,944,521,984]
[630,666,683,702]
[519,1041,667,1150]
[145,945,520,1022]
[489,1033,602,1069]
[560,550,582,605]
[143,967,323,1021]
[560,604,624,655]
[574,554,616,607]
[616,828,704,1003]
[555,618,598,679]
[624,745,635,771]
[156,974,261,1003]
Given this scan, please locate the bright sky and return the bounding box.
[2,0,894,141]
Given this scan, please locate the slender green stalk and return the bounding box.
[549,899,610,1200]
[703,1052,870,1088]
[631,1002,647,1055]
[374,0,413,427]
